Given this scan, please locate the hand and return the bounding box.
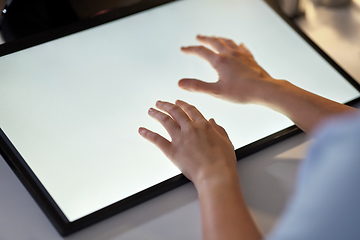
[179,35,276,104]
[139,100,237,186]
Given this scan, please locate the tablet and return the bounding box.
[0,0,359,236]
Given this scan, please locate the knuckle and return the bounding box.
[214,54,228,66]
[149,133,157,141]
[185,123,196,133]
[213,38,221,44]
[146,131,156,141]
[198,46,207,52]
[230,50,242,58]
[204,120,213,129]
[184,103,196,111]
[168,104,179,113]
[160,113,173,124]
[189,105,197,112]
[211,85,222,96]
[153,135,162,144]
[196,120,213,133]
[191,81,201,91]
[215,39,227,48]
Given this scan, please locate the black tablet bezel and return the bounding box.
[0,0,359,236]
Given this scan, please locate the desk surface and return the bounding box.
[1,1,360,239]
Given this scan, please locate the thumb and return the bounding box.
[178,78,219,95]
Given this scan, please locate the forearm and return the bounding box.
[256,80,359,133]
[195,167,262,240]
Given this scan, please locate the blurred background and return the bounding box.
[0,0,358,82]
[0,0,142,43]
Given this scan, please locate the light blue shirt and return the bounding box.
[267,113,360,240]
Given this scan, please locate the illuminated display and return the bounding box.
[0,0,359,222]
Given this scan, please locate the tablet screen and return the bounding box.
[0,0,359,224]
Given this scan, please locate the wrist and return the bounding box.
[194,164,239,193]
[254,78,290,106]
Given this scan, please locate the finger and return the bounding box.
[196,35,230,53]
[181,46,218,68]
[218,37,238,50]
[178,78,220,96]
[175,100,205,122]
[209,118,231,141]
[148,107,180,136]
[138,127,172,155]
[209,119,234,149]
[239,44,254,59]
[156,101,192,127]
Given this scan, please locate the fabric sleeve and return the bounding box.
[266,114,360,240]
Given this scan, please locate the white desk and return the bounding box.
[1,1,360,239]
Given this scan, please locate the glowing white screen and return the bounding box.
[0,0,359,221]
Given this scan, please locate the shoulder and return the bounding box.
[300,112,360,186]
[312,112,360,144]
[266,113,360,240]
[313,114,360,139]
[303,113,360,178]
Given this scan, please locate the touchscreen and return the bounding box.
[0,0,359,222]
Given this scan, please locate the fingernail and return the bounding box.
[156,101,164,108]
[148,108,154,114]
[138,127,146,135]
[178,79,186,87]
[178,84,186,90]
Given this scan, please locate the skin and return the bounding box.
[179,35,358,133]
[139,100,260,240]
[139,35,359,240]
